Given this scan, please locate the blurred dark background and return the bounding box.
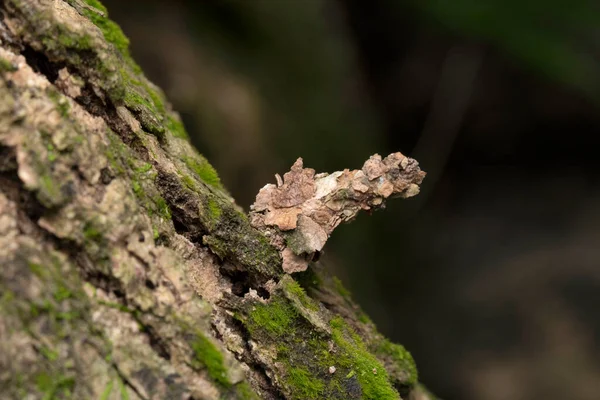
[102,1,600,399]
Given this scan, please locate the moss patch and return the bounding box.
[201,206,282,278]
[190,333,230,387]
[234,382,260,400]
[106,138,172,224]
[183,155,223,190]
[166,115,189,140]
[83,220,103,242]
[37,173,64,208]
[329,317,400,400]
[286,367,325,400]
[332,277,351,299]
[35,372,75,399]
[76,0,141,73]
[242,288,402,399]
[247,297,298,338]
[99,379,115,400]
[105,130,128,176]
[153,195,171,220]
[10,0,176,138]
[47,87,70,117]
[282,278,319,312]
[0,252,90,399]
[118,376,130,400]
[47,25,94,52]
[374,339,418,388]
[207,197,222,221]
[0,56,17,72]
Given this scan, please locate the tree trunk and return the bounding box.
[0,1,434,399]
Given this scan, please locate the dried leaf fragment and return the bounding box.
[250,153,426,273]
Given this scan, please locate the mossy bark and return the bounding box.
[0,1,434,399]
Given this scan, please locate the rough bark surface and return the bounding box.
[0,1,434,399]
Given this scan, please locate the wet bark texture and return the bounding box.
[0,1,433,399]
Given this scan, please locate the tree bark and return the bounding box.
[0,1,434,399]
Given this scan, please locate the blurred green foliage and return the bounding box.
[185,0,382,174]
[411,0,600,96]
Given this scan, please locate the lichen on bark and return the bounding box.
[0,1,435,399]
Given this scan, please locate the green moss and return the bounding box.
[207,197,222,221]
[81,0,107,13]
[27,262,45,278]
[283,278,319,311]
[200,195,225,230]
[47,144,57,162]
[0,57,17,72]
[86,8,128,53]
[53,285,73,302]
[7,0,109,91]
[357,312,372,325]
[49,28,94,52]
[55,310,81,321]
[247,297,298,337]
[11,0,161,138]
[144,83,166,113]
[332,277,351,299]
[235,382,260,400]
[153,196,171,220]
[124,75,166,111]
[166,116,189,140]
[376,339,418,387]
[294,266,322,289]
[22,256,88,341]
[35,372,53,392]
[83,221,103,242]
[105,130,127,176]
[180,174,197,191]
[241,288,404,399]
[98,300,137,315]
[78,0,141,73]
[29,300,50,319]
[286,367,325,400]
[99,379,114,400]
[222,228,281,277]
[47,88,70,117]
[330,317,400,400]
[122,100,164,137]
[35,373,75,398]
[126,157,172,221]
[118,376,130,400]
[38,174,63,208]
[190,333,230,387]
[120,75,167,136]
[183,156,223,189]
[8,3,272,291]
[28,262,73,307]
[21,0,172,138]
[201,235,227,259]
[0,291,15,313]
[122,86,155,112]
[135,162,153,173]
[193,195,283,278]
[200,205,281,275]
[131,179,142,197]
[39,345,59,361]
